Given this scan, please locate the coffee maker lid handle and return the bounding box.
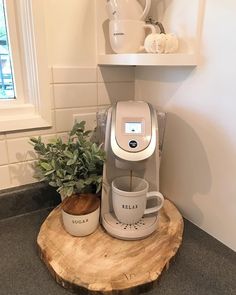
[140,0,152,21]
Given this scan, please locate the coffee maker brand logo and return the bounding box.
[122,204,138,210]
[129,140,138,148]
[113,32,125,36]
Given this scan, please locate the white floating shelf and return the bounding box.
[97,53,198,66]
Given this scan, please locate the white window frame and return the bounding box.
[0,0,51,132]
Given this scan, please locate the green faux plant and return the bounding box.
[30,121,105,198]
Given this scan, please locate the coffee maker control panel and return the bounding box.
[125,122,142,149]
[112,101,155,155]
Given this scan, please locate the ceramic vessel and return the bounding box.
[106,0,151,21]
[62,207,100,236]
[112,176,164,224]
[109,20,156,53]
[62,194,100,237]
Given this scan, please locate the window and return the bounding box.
[0,0,51,132]
[0,0,14,99]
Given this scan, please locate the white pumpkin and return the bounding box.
[164,33,179,53]
[144,20,179,54]
[144,33,178,54]
[144,33,166,53]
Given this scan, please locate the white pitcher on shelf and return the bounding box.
[106,0,151,21]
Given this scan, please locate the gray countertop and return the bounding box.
[0,208,235,295]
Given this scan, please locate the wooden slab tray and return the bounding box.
[37,199,184,294]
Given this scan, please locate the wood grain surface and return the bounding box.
[37,199,184,294]
[62,194,100,215]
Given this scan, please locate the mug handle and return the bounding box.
[144,192,164,215]
[139,24,157,52]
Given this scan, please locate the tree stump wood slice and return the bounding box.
[37,199,184,295]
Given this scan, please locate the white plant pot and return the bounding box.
[62,206,100,237]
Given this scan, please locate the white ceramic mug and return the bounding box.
[112,176,164,224]
[106,0,151,21]
[109,20,156,54]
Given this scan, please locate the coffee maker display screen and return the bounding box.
[125,122,142,134]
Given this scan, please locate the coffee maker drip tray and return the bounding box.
[102,213,159,240]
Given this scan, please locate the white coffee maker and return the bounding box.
[100,101,165,240]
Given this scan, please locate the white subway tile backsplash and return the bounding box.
[9,161,38,187]
[48,67,53,84]
[7,138,37,164]
[50,85,55,110]
[55,107,98,133]
[54,83,97,109]
[73,113,97,131]
[0,166,11,189]
[0,141,8,166]
[7,134,58,164]
[52,67,97,84]
[97,66,135,82]
[98,82,135,105]
[41,134,57,143]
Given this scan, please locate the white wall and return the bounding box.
[135,0,236,251]
[44,0,96,66]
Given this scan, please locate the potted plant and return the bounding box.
[30,121,105,236]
